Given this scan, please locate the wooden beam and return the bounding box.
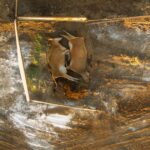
[14,19,30,102]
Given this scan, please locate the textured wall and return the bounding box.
[0,0,15,21]
[0,0,150,21]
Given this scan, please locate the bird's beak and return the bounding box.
[54,37,62,42]
[61,34,70,40]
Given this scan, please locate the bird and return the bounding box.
[46,37,78,85]
[62,32,89,82]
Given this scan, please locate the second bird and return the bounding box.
[63,32,89,82]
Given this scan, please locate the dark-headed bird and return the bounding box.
[47,38,78,85]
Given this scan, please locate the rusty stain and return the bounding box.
[124,18,150,31]
[112,55,142,66]
[63,84,89,100]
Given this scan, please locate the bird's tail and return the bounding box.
[58,65,78,82]
[63,73,79,82]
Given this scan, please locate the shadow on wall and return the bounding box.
[0,0,15,21]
